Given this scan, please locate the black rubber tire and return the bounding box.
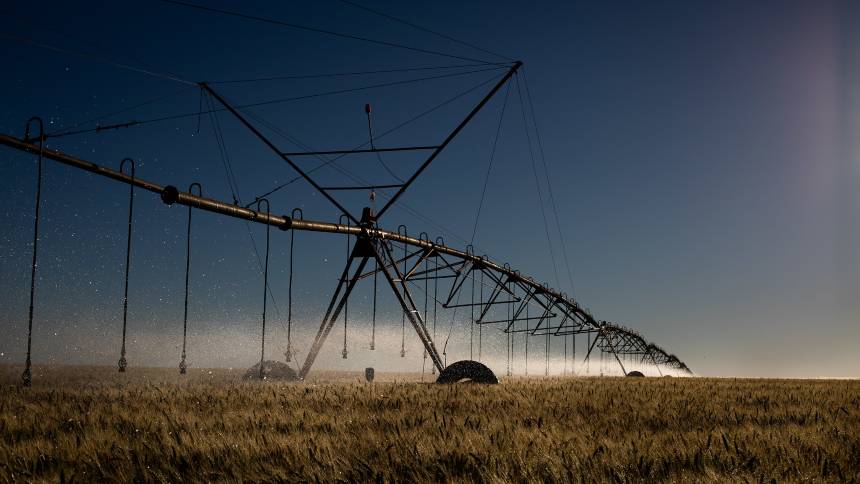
[436,360,498,384]
[626,370,645,378]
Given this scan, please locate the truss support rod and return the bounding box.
[475,274,509,322]
[646,349,664,376]
[403,248,436,280]
[320,184,403,191]
[583,331,601,366]
[298,254,369,380]
[376,61,522,219]
[282,145,438,156]
[505,286,537,332]
[443,261,474,307]
[374,239,445,372]
[601,331,628,376]
[200,83,361,226]
[296,236,444,378]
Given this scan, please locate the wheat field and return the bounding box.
[1,365,858,482]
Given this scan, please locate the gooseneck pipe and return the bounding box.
[117,158,136,373]
[21,118,45,387]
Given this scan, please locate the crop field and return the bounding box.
[1,365,858,482]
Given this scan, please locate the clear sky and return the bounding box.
[1,0,858,378]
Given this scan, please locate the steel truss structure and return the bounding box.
[2,61,692,383]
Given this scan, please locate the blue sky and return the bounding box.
[1,0,858,377]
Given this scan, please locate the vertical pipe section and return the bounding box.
[370,257,377,351]
[398,225,407,357]
[118,158,135,373]
[479,267,484,362]
[180,182,202,374]
[21,117,44,387]
[257,198,271,379]
[286,208,302,362]
[340,214,350,359]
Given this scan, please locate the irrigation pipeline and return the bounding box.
[0,133,693,375]
[0,133,539,283]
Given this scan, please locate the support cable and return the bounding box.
[202,97,290,347]
[204,93,241,204]
[50,86,194,138]
[470,73,512,243]
[45,66,507,140]
[0,9,191,86]
[212,62,508,84]
[336,0,515,62]
[0,32,195,86]
[515,73,561,290]
[365,103,404,182]
[160,0,499,64]
[523,71,576,296]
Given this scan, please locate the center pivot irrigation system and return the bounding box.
[4,59,692,386]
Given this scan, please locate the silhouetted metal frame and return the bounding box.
[201,62,522,225]
[0,133,693,380]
